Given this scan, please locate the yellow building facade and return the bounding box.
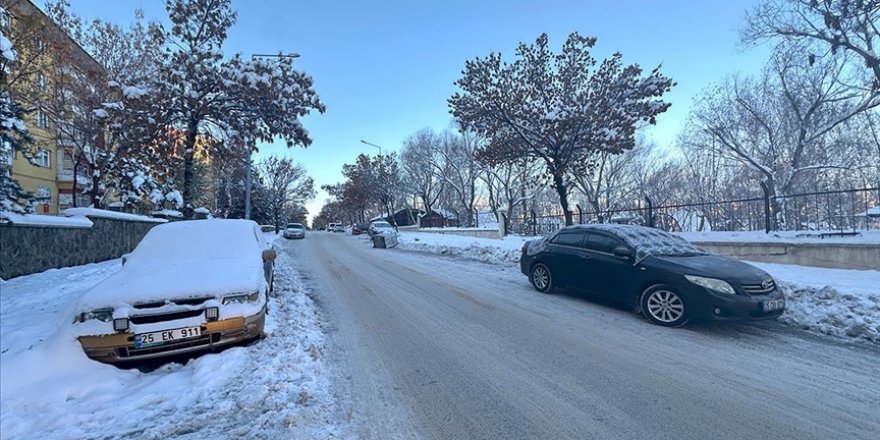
[3,0,103,213]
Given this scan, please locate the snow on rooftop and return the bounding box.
[64,207,167,224]
[194,207,211,214]
[0,211,93,228]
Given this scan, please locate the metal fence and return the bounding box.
[506,187,880,236]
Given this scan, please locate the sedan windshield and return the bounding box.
[586,225,706,261]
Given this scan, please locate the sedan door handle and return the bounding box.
[579,255,591,260]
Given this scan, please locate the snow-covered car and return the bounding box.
[283,222,306,239]
[368,220,396,236]
[74,220,276,365]
[520,224,786,327]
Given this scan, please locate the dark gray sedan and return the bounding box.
[520,224,785,327]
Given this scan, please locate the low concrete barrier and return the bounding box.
[693,241,879,270]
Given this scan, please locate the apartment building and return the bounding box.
[2,0,104,213]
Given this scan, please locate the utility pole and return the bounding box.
[245,153,252,220]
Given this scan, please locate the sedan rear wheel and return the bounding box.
[641,285,688,327]
[530,263,554,293]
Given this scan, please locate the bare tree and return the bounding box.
[259,156,314,233]
[744,0,880,86]
[400,128,445,215]
[689,49,879,227]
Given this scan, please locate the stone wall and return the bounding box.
[0,217,161,280]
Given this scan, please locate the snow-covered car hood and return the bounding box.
[76,257,265,312]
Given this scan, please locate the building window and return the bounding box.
[37,109,50,129]
[37,73,48,91]
[35,149,51,168]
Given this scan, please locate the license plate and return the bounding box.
[134,326,202,348]
[762,300,785,312]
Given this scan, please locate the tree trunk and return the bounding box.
[182,117,199,218]
[91,173,101,209]
[553,173,573,226]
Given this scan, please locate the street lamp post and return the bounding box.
[244,52,301,220]
[360,139,383,156]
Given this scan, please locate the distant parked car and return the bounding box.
[369,220,397,236]
[520,224,785,327]
[329,223,345,233]
[352,223,370,235]
[283,223,306,239]
[73,220,275,365]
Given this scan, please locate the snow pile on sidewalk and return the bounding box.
[0,252,338,439]
[748,262,880,343]
[398,232,880,343]
[398,232,529,265]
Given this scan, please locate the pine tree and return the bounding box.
[0,29,34,213]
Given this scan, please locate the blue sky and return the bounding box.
[64,0,771,217]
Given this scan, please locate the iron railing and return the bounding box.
[505,187,880,236]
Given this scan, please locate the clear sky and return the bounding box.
[63,0,771,219]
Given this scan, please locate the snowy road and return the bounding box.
[285,232,880,440]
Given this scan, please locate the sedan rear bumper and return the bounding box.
[79,310,265,365]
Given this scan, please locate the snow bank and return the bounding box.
[748,262,879,342]
[0,211,93,228]
[64,207,167,223]
[399,232,531,265]
[398,232,880,343]
[0,243,339,439]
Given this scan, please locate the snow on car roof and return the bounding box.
[130,219,264,260]
[76,220,267,311]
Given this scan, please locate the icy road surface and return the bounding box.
[288,232,880,440]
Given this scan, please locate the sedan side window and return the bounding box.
[551,231,586,247]
[584,233,625,254]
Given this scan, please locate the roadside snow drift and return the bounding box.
[398,232,880,343]
[0,240,338,439]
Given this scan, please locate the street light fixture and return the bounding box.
[244,52,301,220]
[360,139,383,156]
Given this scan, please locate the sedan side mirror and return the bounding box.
[612,247,632,260]
[262,249,277,262]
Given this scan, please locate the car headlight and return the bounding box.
[222,292,260,305]
[74,308,114,323]
[684,275,736,295]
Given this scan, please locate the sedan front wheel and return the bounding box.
[641,285,688,327]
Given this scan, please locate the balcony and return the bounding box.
[57,166,91,185]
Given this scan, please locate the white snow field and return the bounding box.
[0,234,338,440]
[397,231,880,343]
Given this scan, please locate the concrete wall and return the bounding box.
[693,241,879,270]
[0,217,161,280]
[416,228,504,240]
